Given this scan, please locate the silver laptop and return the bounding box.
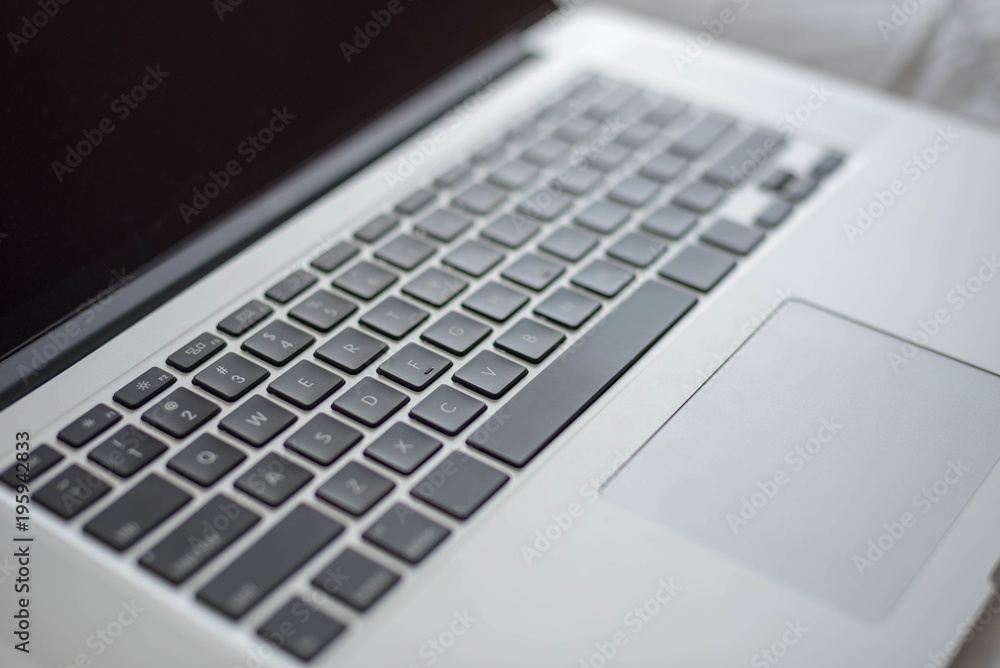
[3,2,1000,666]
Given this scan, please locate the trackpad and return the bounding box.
[603,301,1000,620]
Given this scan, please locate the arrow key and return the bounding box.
[364,422,442,475]
[452,350,527,399]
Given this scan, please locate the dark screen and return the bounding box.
[0,0,549,360]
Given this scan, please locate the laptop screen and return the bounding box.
[0,0,551,363]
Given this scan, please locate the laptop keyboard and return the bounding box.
[4,73,846,662]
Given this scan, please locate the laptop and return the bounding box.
[3,2,1000,666]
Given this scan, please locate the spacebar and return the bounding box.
[468,281,697,467]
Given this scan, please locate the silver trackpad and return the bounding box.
[603,301,1000,620]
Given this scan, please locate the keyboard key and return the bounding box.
[641,205,697,240]
[501,253,564,291]
[760,169,794,191]
[364,503,450,564]
[197,504,343,619]
[242,320,315,366]
[659,245,736,292]
[607,232,667,268]
[607,176,660,208]
[377,343,452,391]
[588,143,631,172]
[395,188,436,215]
[58,404,121,447]
[781,176,818,202]
[574,201,631,234]
[289,290,358,332]
[311,241,360,273]
[409,385,485,436]
[672,181,725,213]
[507,118,544,143]
[703,131,785,187]
[113,367,176,409]
[365,422,442,474]
[442,240,505,277]
[517,189,573,222]
[220,395,297,447]
[315,327,388,374]
[285,414,362,465]
[312,548,400,612]
[462,282,529,322]
[584,84,641,119]
[193,353,269,401]
[414,209,472,242]
[534,288,601,329]
[617,121,660,148]
[670,114,734,158]
[84,474,190,551]
[1,444,62,488]
[140,494,260,584]
[421,312,492,356]
[572,260,635,298]
[433,164,471,189]
[333,260,398,300]
[33,464,111,519]
[317,461,394,516]
[167,332,226,372]
[539,227,599,262]
[812,152,845,179]
[640,153,687,183]
[452,350,527,399]
[700,219,764,255]
[218,300,272,337]
[469,281,697,467]
[452,183,506,215]
[481,213,539,248]
[258,597,345,662]
[354,214,398,244]
[494,319,565,363]
[360,296,429,340]
[411,452,508,520]
[522,136,570,165]
[488,160,539,190]
[265,269,317,304]
[267,360,344,410]
[554,116,599,142]
[644,98,687,126]
[402,267,468,307]
[235,453,313,507]
[375,234,435,271]
[756,200,793,229]
[168,433,246,487]
[471,139,506,164]
[334,377,408,427]
[88,425,167,478]
[553,165,603,196]
[142,388,220,439]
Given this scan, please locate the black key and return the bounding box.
[113,367,176,409]
[670,114,734,158]
[395,188,436,215]
[434,164,471,189]
[312,548,400,612]
[220,395,297,447]
[197,504,344,619]
[402,267,468,307]
[640,153,687,183]
[265,270,317,304]
[452,183,506,216]
[142,388,220,439]
[574,201,631,234]
[494,319,565,363]
[333,260,398,300]
[421,312,492,356]
[812,152,845,179]
[507,118,543,143]
[462,282,528,322]
[311,241,360,273]
[469,281,697,467]
[760,169,794,191]
[289,290,358,332]
[409,386,485,436]
[442,240,505,277]
[33,464,111,519]
[539,227,599,262]
[267,360,344,410]
[360,296,429,340]
[365,422,442,474]
[218,300,272,338]
[522,136,570,165]
[672,181,725,213]
[377,343,452,391]
[315,327,387,374]
[58,404,121,447]
[414,209,471,242]
[585,84,642,119]
[607,232,667,268]
[167,332,226,372]
[607,176,660,208]
[644,98,687,126]
[140,494,260,584]
[84,474,190,551]
[193,353,269,402]
[756,200,793,229]
[355,214,398,244]
[501,253,564,291]
[703,131,785,187]
[781,176,818,202]
[411,452,508,520]
[88,425,167,478]
[534,288,601,329]
[235,452,313,507]
[375,234,435,271]
[285,414,362,466]
[641,205,697,240]
[168,433,246,487]
[554,116,599,142]
[488,160,539,190]
[242,321,315,367]
[517,189,573,222]
[659,245,736,292]
[471,139,505,164]
[258,597,345,662]
[572,260,635,298]
[569,75,612,102]
[333,377,408,427]
[588,143,631,172]
[363,503,450,564]
[553,165,603,196]
[701,219,764,255]
[1,444,62,488]
[481,213,539,248]
[453,350,527,399]
[617,121,659,148]
[317,461,394,516]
